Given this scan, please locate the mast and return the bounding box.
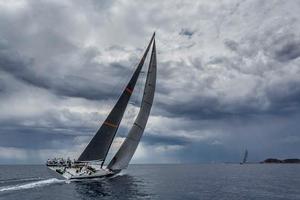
[77,33,155,164]
[108,37,157,171]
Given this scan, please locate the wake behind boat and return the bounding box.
[46,33,157,180]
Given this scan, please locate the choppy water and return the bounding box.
[0,164,299,200]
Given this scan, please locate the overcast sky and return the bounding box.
[0,0,299,164]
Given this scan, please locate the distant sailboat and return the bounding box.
[47,33,157,179]
[240,149,248,165]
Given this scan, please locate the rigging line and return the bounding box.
[109,47,145,103]
[110,41,152,105]
[131,69,144,106]
[117,41,150,146]
[131,45,149,107]
[75,65,133,162]
[94,64,135,139]
[103,72,144,167]
[124,54,147,134]
[110,63,136,101]
[94,49,147,166]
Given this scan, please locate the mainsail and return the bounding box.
[108,38,157,170]
[242,149,248,164]
[77,33,155,162]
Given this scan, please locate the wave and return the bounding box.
[108,171,127,179]
[0,178,66,192]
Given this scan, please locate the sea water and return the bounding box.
[0,164,299,200]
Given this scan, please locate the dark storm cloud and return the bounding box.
[224,40,239,52]
[0,0,139,102]
[0,79,5,93]
[151,30,300,121]
[179,28,195,38]
[143,134,190,146]
[174,142,238,163]
[274,41,300,62]
[265,80,300,113]
[0,42,40,87]
[0,109,97,150]
[263,33,300,62]
[0,129,73,149]
[0,41,135,101]
[154,59,299,121]
[155,96,230,120]
[156,80,300,121]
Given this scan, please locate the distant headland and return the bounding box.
[260,158,300,164]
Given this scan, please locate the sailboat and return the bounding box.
[46,33,157,179]
[240,149,248,165]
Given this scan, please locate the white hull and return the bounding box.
[48,165,115,180]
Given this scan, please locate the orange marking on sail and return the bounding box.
[104,121,118,128]
[126,88,133,94]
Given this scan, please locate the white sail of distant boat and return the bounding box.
[240,149,248,165]
[46,33,157,179]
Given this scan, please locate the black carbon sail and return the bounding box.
[108,38,157,170]
[77,33,155,162]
